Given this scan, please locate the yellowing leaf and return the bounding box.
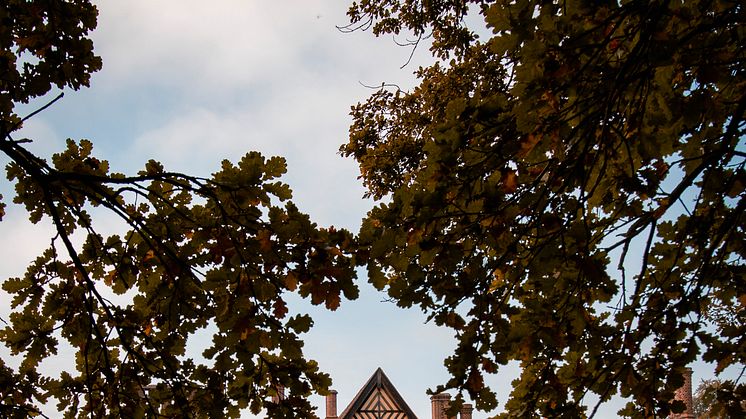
[239,325,256,341]
[489,268,505,293]
[104,269,116,286]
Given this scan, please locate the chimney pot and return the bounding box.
[431,393,454,419]
[326,390,338,419]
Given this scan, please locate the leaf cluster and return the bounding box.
[343,0,746,417]
[1,138,361,417]
[344,0,488,58]
[0,0,101,126]
[693,378,746,419]
[0,2,361,418]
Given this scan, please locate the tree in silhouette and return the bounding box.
[0,1,358,417]
[342,1,745,417]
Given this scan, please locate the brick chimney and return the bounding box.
[460,403,474,419]
[431,393,455,419]
[326,390,338,419]
[670,368,695,419]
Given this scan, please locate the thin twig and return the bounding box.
[20,92,65,124]
[358,80,402,91]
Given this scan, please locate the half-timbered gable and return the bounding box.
[338,368,418,419]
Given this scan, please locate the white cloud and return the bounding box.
[9,116,67,162]
[0,206,56,272]
[126,67,374,229]
[96,1,297,86]
[92,0,422,97]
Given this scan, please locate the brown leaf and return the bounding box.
[518,133,541,158]
[284,271,298,291]
[467,369,484,392]
[501,170,518,193]
[142,249,155,263]
[273,299,288,319]
[325,291,341,311]
[257,229,273,253]
[104,269,116,286]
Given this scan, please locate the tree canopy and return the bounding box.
[1,0,744,418]
[1,1,360,417]
[342,0,745,417]
[693,378,745,418]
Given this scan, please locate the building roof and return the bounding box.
[338,367,419,419]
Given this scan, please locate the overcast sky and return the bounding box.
[1,1,732,418]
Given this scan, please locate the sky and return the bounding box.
[0,1,734,418]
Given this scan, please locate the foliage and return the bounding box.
[693,379,746,418]
[0,0,101,125]
[342,0,746,417]
[1,1,359,417]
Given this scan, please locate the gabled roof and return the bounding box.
[339,368,419,419]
